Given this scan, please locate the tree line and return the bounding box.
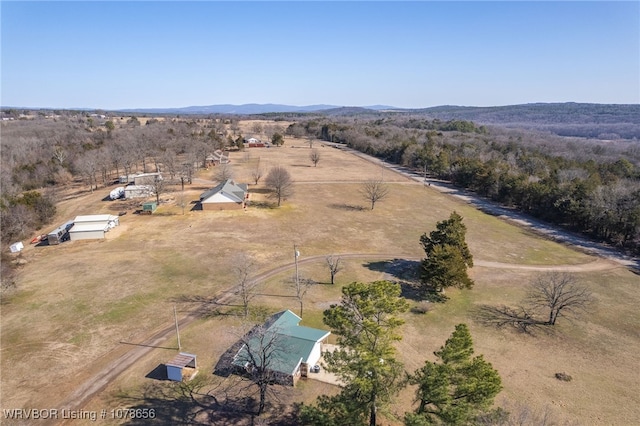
[0,113,258,242]
[287,116,640,253]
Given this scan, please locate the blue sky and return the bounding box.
[1,1,638,109]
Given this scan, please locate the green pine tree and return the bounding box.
[420,212,474,293]
[300,281,409,426]
[407,324,502,425]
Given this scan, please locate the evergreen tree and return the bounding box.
[300,281,409,426]
[407,324,502,425]
[420,212,474,293]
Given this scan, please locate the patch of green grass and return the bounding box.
[97,294,151,323]
[69,331,91,346]
[73,301,90,314]
[298,309,326,330]
[2,288,37,306]
[158,253,206,282]
[416,288,474,327]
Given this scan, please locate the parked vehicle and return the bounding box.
[109,187,125,200]
[47,221,74,245]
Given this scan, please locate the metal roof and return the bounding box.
[200,179,248,203]
[74,214,117,223]
[232,310,330,375]
[166,352,197,368]
[69,223,109,233]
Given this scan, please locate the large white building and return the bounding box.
[68,214,119,241]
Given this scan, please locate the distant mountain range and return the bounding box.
[114,102,639,139]
[118,103,398,115]
[4,102,638,139]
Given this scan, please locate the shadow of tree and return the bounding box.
[473,304,552,336]
[249,201,278,209]
[248,188,271,194]
[328,203,366,212]
[363,259,424,301]
[116,378,260,425]
[169,294,240,319]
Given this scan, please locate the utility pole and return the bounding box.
[174,304,181,351]
[180,176,185,215]
[294,244,300,290]
[294,244,302,316]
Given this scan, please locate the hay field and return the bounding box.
[1,139,638,424]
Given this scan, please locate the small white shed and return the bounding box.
[9,242,24,253]
[133,173,162,186]
[166,353,197,382]
[125,185,153,199]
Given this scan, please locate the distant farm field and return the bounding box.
[1,135,638,424]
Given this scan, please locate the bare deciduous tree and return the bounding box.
[150,175,166,205]
[325,254,342,285]
[286,122,306,139]
[161,149,179,180]
[265,166,293,207]
[95,148,112,186]
[75,151,100,192]
[264,124,276,143]
[180,160,194,185]
[52,146,67,167]
[476,272,594,334]
[230,120,240,137]
[250,158,263,185]
[360,177,389,210]
[233,322,288,415]
[250,122,264,136]
[215,163,234,183]
[310,149,321,167]
[233,253,257,317]
[525,272,593,326]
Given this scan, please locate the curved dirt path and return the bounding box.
[55,252,621,423]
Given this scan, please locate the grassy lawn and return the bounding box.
[2,134,637,424]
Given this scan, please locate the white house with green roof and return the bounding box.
[231,310,331,386]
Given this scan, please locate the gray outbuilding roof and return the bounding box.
[200,179,248,203]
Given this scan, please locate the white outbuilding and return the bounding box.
[68,214,120,241]
[125,185,153,199]
[74,214,119,228]
[9,242,24,253]
[69,223,109,241]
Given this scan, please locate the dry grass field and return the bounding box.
[1,129,639,425]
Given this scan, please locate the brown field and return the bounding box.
[1,131,639,425]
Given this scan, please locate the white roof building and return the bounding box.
[69,223,109,241]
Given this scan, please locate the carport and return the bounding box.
[166,352,197,382]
